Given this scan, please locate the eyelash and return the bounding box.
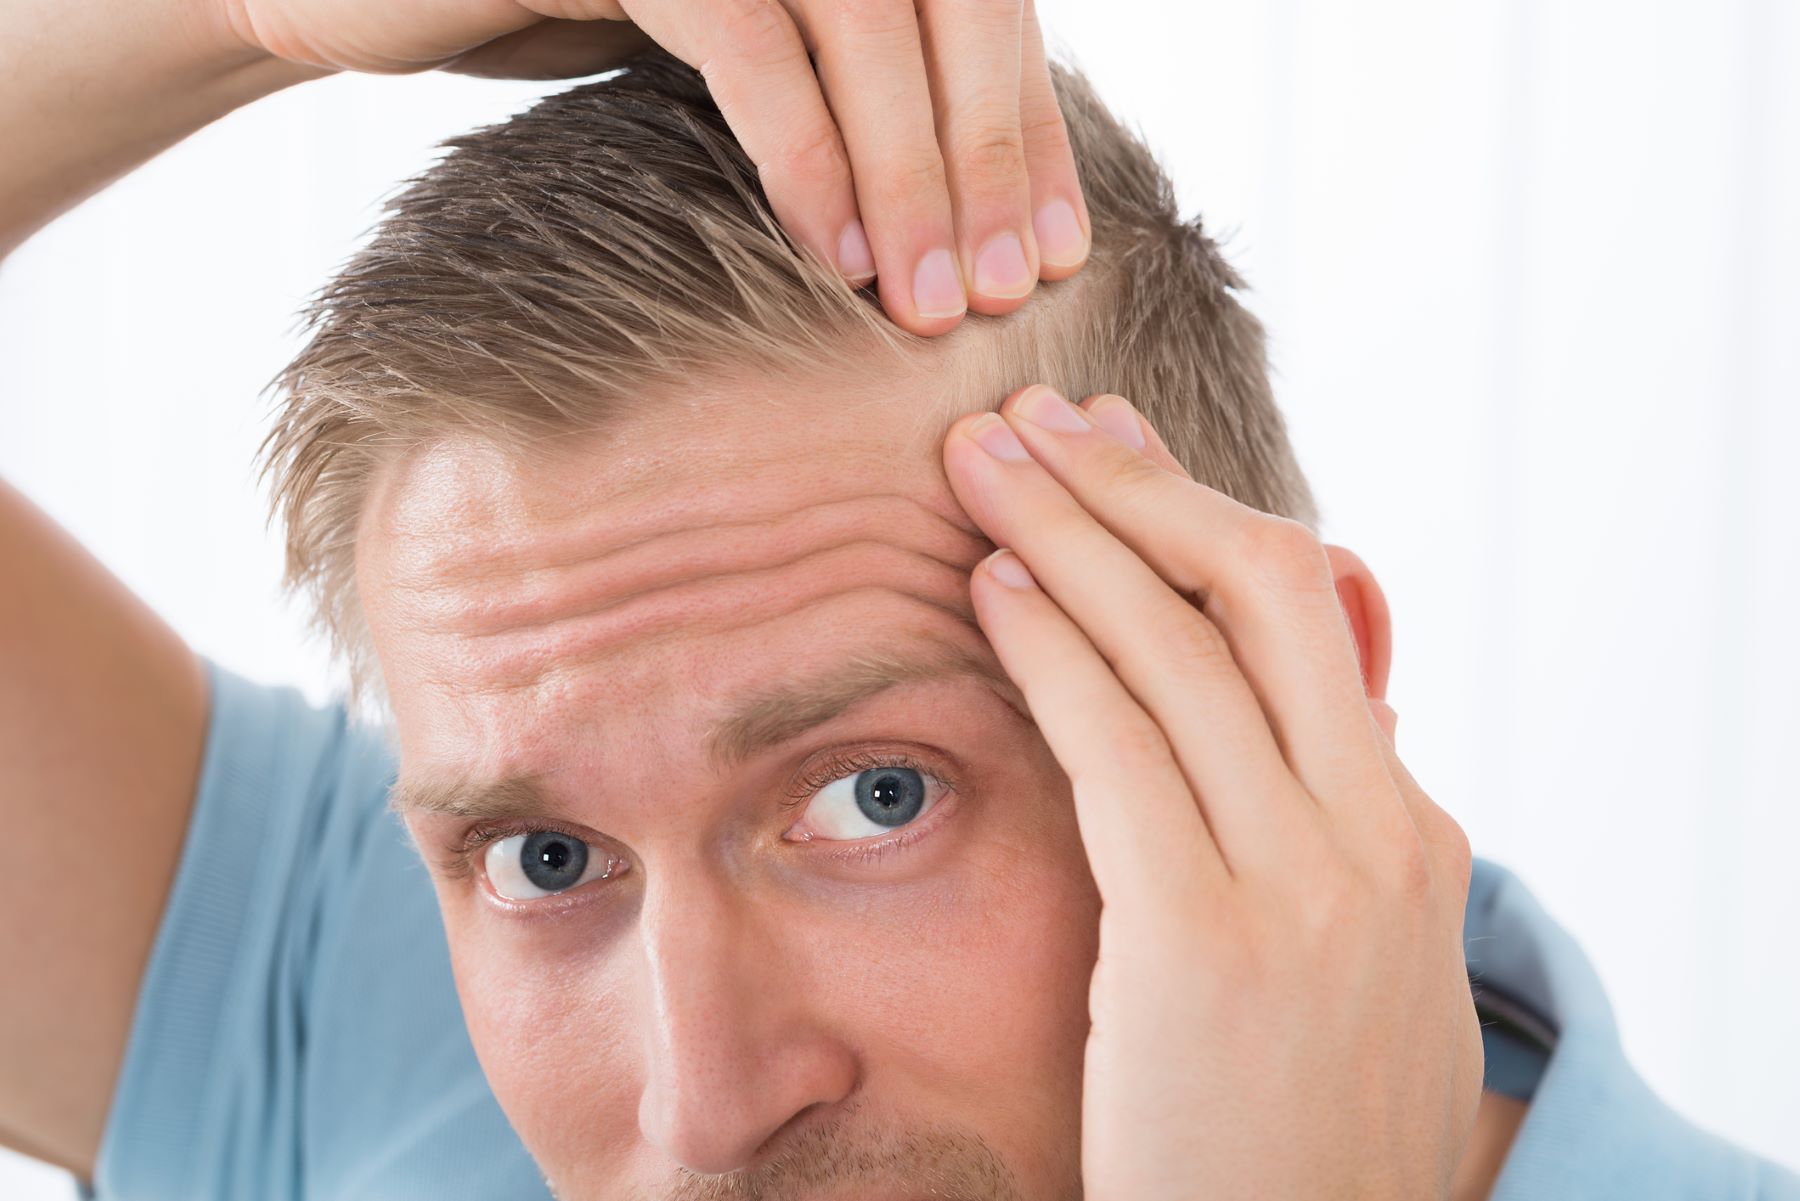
[782,747,959,868]
[437,817,606,885]
[780,747,947,809]
[440,747,958,884]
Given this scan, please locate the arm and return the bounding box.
[0,3,320,1175]
[0,479,210,1175]
[0,0,322,262]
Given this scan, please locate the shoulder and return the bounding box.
[1466,859,1800,1200]
[92,660,548,1200]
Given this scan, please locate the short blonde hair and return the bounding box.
[260,50,1317,710]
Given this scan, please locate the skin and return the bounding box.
[0,0,1515,1191]
[0,0,1078,1174]
[945,390,1484,1197]
[363,375,1508,1199]
[3,0,1090,330]
[366,382,1094,1197]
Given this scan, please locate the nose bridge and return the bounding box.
[635,862,854,1175]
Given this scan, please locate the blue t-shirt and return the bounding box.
[81,659,1800,1199]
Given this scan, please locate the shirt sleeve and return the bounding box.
[83,657,402,1201]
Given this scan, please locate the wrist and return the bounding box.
[0,0,332,258]
[182,0,337,93]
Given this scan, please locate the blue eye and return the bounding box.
[792,764,949,842]
[483,830,620,900]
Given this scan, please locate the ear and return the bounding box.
[1323,544,1392,702]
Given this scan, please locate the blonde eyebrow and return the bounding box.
[388,773,554,821]
[704,638,1023,772]
[388,637,1024,822]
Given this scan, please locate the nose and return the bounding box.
[634,866,857,1175]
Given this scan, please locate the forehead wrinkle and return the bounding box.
[404,493,989,640]
[705,637,1026,772]
[434,578,983,701]
[433,538,976,650]
[410,487,980,598]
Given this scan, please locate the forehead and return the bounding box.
[357,373,995,781]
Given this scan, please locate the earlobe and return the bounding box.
[1323,544,1392,701]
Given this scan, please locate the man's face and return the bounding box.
[360,375,1101,1200]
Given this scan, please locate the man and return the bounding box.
[1,2,1793,1199]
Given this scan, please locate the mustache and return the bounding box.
[622,1114,1027,1201]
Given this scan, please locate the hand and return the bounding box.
[942,387,1484,1199]
[220,0,1091,333]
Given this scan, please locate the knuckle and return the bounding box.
[1020,103,1073,159]
[1432,806,1475,897]
[1387,829,1436,903]
[1109,455,1183,519]
[771,121,852,190]
[713,0,795,58]
[869,149,950,211]
[948,124,1030,192]
[1236,515,1332,593]
[1146,601,1235,679]
[833,0,918,39]
[1096,716,1174,773]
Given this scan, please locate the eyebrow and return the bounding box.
[388,638,1026,821]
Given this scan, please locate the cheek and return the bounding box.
[443,911,642,1177]
[812,786,1099,1182]
[429,772,1100,1194]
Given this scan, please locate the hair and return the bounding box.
[260,48,1318,712]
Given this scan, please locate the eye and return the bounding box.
[788,763,951,842]
[483,830,620,901]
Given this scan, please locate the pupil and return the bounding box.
[854,768,926,828]
[520,830,588,892]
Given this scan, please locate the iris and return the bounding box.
[854,767,926,828]
[519,830,589,892]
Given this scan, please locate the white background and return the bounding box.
[3,0,1796,1193]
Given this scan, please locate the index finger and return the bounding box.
[969,549,1229,908]
[985,388,1391,814]
[631,1,874,286]
[1018,0,1090,277]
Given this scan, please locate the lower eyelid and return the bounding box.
[816,794,958,865]
[795,776,958,851]
[474,830,629,907]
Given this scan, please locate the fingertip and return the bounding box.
[878,244,966,333]
[1033,196,1090,278]
[1079,393,1187,476]
[836,219,876,284]
[982,548,1037,590]
[1083,394,1147,450]
[966,229,1039,314]
[911,247,968,320]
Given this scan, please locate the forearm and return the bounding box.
[0,0,327,261]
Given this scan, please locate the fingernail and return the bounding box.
[1014,385,1089,434]
[837,220,875,283]
[967,412,1031,461]
[986,549,1036,589]
[1090,395,1146,449]
[974,231,1034,299]
[1033,198,1088,268]
[913,248,967,319]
